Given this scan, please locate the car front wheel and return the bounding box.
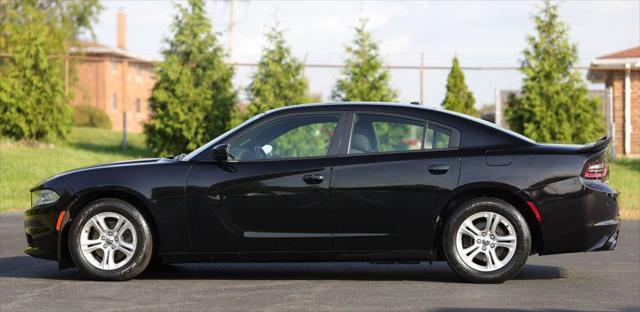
[442,197,531,283]
[68,198,153,281]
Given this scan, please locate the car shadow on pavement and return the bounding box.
[0,255,567,283]
[434,309,639,312]
[0,256,86,280]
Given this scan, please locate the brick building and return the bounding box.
[70,10,155,133]
[588,46,640,157]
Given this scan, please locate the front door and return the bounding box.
[330,113,460,251]
[186,113,344,252]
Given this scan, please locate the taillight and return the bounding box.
[582,157,608,180]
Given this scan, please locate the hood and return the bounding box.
[69,158,164,171]
[33,158,166,189]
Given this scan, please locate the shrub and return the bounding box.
[331,19,397,102]
[145,0,236,157]
[0,0,102,142]
[504,1,604,143]
[73,105,111,129]
[246,25,309,116]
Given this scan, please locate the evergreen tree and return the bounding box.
[246,24,309,117]
[505,0,604,143]
[332,19,397,102]
[0,0,102,141]
[441,57,478,117]
[145,0,237,156]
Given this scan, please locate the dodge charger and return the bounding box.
[24,102,620,283]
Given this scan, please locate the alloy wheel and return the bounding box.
[455,211,517,272]
[79,212,137,271]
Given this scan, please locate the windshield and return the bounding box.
[182,113,265,161]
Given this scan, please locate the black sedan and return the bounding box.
[24,102,620,283]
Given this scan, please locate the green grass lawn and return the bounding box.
[609,158,640,220]
[1,128,639,219]
[1,127,153,212]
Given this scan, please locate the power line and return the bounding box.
[0,53,599,71]
[231,62,593,71]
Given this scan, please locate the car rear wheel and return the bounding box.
[68,198,153,281]
[442,197,531,283]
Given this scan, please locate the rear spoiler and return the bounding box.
[578,136,611,154]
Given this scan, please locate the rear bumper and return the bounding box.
[587,227,619,252]
[526,177,620,255]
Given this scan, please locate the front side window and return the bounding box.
[229,114,339,161]
[348,114,425,154]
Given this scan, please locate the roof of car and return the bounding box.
[265,102,434,114]
[265,102,535,146]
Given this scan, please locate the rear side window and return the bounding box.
[425,124,451,149]
[348,114,425,154]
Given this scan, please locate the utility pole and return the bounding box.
[227,0,235,62]
[419,52,424,105]
[495,87,502,127]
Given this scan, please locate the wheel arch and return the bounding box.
[433,182,544,259]
[58,187,160,268]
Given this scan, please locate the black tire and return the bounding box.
[68,198,153,281]
[442,197,531,283]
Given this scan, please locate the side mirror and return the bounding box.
[212,144,229,161]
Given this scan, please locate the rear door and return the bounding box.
[329,112,461,251]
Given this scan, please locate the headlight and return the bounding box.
[31,189,60,207]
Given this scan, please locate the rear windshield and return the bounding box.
[443,109,535,143]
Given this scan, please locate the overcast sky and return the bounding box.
[91,0,640,108]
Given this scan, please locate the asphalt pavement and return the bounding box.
[1,212,639,311]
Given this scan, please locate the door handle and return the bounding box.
[428,165,449,175]
[303,173,324,184]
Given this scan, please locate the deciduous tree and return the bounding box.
[0,0,102,141]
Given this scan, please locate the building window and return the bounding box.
[135,63,141,78]
[112,59,117,72]
[135,98,141,113]
[112,93,117,110]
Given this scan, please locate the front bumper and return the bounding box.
[24,204,60,260]
[24,179,76,262]
[526,177,620,255]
